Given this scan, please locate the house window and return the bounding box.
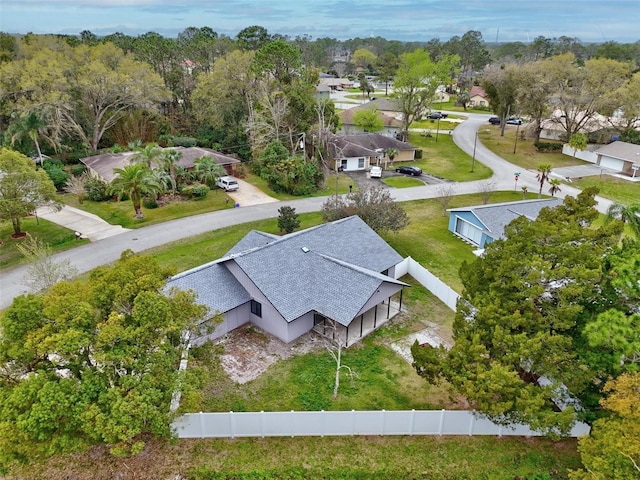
[358,158,365,168]
[340,159,348,170]
[250,300,262,318]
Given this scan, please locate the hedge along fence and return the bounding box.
[172,410,591,439]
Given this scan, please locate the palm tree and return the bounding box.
[384,147,399,167]
[536,164,552,198]
[109,163,161,218]
[193,156,227,189]
[548,178,562,197]
[605,202,640,239]
[133,143,162,168]
[521,186,528,200]
[8,110,59,165]
[161,149,182,196]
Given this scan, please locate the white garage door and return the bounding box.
[455,218,483,246]
[599,156,625,171]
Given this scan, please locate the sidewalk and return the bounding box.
[36,205,130,241]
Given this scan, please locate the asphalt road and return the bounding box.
[0,114,615,310]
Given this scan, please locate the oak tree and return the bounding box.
[0,251,208,468]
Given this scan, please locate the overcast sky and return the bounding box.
[2,0,638,43]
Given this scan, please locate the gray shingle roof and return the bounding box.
[328,133,417,158]
[166,260,251,315]
[449,198,563,239]
[226,230,279,255]
[594,141,640,162]
[168,216,405,327]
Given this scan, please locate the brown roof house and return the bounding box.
[338,105,403,137]
[468,86,490,108]
[81,146,241,183]
[167,216,407,347]
[593,141,640,177]
[328,133,418,171]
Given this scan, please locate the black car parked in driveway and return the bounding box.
[427,111,448,119]
[488,116,500,125]
[395,165,423,176]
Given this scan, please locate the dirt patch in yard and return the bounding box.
[216,325,326,384]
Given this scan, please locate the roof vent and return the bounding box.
[301,247,310,253]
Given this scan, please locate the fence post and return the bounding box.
[468,411,475,436]
[439,409,445,436]
[291,410,295,438]
[498,425,503,437]
[230,411,235,439]
[352,409,356,436]
[199,412,204,438]
[381,409,386,436]
[261,410,264,438]
[321,410,325,438]
[410,409,415,436]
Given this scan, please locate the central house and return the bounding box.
[167,216,407,347]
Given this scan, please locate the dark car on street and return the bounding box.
[427,111,448,119]
[488,116,501,125]
[395,165,423,176]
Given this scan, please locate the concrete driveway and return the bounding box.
[347,169,445,190]
[226,179,279,207]
[551,164,618,180]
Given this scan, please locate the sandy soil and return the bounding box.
[215,325,326,384]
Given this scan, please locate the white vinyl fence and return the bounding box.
[394,257,459,311]
[172,409,591,439]
[561,144,599,164]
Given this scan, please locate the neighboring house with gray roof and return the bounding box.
[81,146,240,183]
[328,133,417,171]
[167,216,407,346]
[593,141,640,177]
[448,198,563,248]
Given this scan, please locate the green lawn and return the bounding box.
[410,119,459,131]
[477,126,583,170]
[0,217,90,269]
[62,175,355,229]
[63,191,235,229]
[243,172,356,201]
[382,176,423,188]
[11,435,581,480]
[408,132,493,182]
[571,175,640,205]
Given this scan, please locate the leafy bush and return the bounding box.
[533,141,563,152]
[171,136,198,147]
[42,158,64,169]
[70,163,87,176]
[85,177,109,202]
[182,183,209,198]
[258,141,321,195]
[414,149,423,159]
[43,164,69,190]
[143,198,159,209]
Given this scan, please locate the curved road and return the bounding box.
[0,114,614,309]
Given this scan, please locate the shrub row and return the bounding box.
[533,141,563,152]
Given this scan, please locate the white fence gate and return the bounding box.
[172,409,590,439]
